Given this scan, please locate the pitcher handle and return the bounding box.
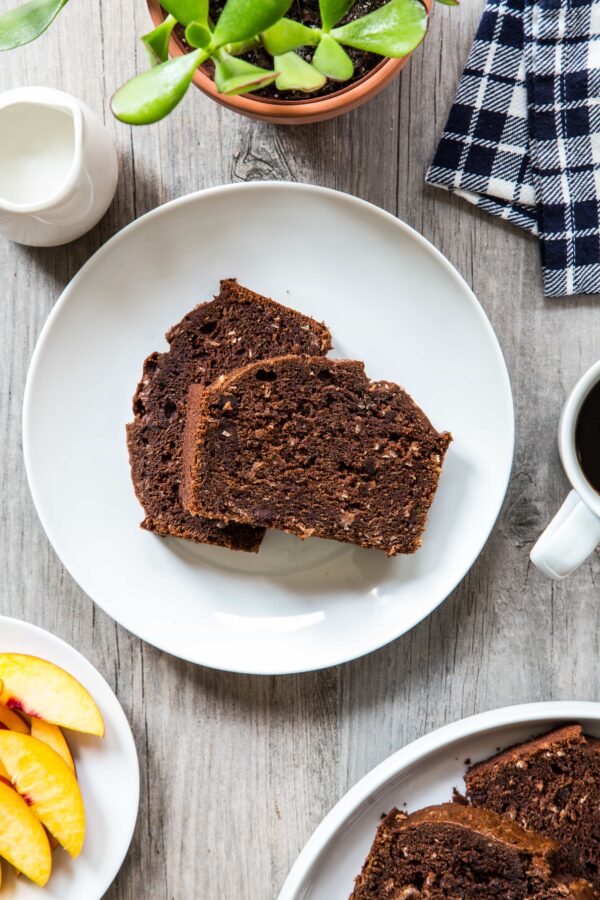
[33,163,95,227]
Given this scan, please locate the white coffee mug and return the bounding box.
[531,360,600,580]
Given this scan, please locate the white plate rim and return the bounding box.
[22,181,515,674]
[278,700,600,899]
[0,615,140,899]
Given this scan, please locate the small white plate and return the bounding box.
[279,701,600,899]
[0,617,139,899]
[23,182,514,674]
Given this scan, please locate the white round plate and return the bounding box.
[23,182,514,674]
[279,701,600,899]
[0,617,139,899]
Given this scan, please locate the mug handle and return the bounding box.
[530,490,600,579]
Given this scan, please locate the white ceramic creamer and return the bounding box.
[0,87,118,246]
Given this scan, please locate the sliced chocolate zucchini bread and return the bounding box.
[350,803,595,899]
[182,355,451,555]
[127,280,332,551]
[465,725,600,892]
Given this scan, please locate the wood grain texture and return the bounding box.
[1,0,600,897]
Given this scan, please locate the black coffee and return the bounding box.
[576,380,600,492]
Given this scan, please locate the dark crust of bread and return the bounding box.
[126,280,332,551]
[182,355,451,556]
[350,803,596,899]
[465,724,600,892]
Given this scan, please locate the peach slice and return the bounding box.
[0,732,85,858]
[0,702,30,735]
[46,829,60,852]
[30,718,75,773]
[0,778,52,886]
[0,654,104,736]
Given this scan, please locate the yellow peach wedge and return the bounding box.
[0,732,85,858]
[0,654,104,736]
[0,680,27,736]
[0,701,30,735]
[0,778,52,886]
[30,717,75,773]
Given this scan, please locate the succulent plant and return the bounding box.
[0,0,456,125]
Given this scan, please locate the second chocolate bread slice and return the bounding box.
[465,725,600,892]
[182,355,451,555]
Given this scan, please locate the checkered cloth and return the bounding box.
[426,0,600,297]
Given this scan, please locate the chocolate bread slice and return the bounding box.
[127,280,331,551]
[350,803,595,899]
[182,355,451,555]
[465,725,600,892]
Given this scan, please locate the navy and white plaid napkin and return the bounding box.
[426,0,600,297]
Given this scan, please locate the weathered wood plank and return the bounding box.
[2,0,600,896]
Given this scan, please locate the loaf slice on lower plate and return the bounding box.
[126,280,332,552]
[465,724,600,892]
[182,355,451,556]
[350,803,595,899]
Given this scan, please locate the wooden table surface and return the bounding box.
[2,1,600,897]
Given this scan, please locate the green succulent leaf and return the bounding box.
[161,0,208,28]
[319,0,354,31]
[0,0,69,50]
[111,48,205,125]
[332,0,427,57]
[141,15,176,66]
[312,33,353,80]
[185,20,212,48]
[214,50,277,95]
[213,0,293,47]
[261,17,319,55]
[224,35,261,56]
[274,51,326,93]
[435,0,459,5]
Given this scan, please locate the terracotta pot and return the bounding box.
[146,0,433,125]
